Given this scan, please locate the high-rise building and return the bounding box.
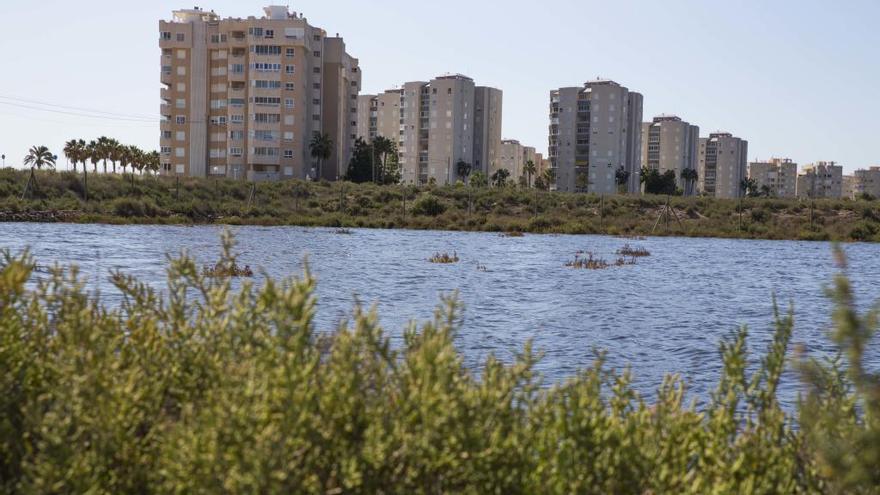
[697,132,748,198]
[854,166,880,198]
[748,158,797,198]
[549,79,643,194]
[357,74,502,185]
[640,115,699,194]
[159,6,361,181]
[498,139,524,180]
[796,161,843,199]
[356,90,402,144]
[843,175,858,200]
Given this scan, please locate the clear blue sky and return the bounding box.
[1,0,877,172]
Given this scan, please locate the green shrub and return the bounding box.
[410,194,446,216]
[110,197,160,217]
[1,235,879,492]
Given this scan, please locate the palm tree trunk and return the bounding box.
[82,165,89,201]
[102,160,107,174]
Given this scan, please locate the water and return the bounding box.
[2,223,879,409]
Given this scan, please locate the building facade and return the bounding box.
[497,139,526,181]
[549,79,643,194]
[843,175,857,200]
[357,75,502,185]
[854,166,880,198]
[697,132,748,198]
[748,158,797,198]
[159,6,361,181]
[640,115,699,193]
[796,161,843,199]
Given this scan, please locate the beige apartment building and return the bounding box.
[697,132,748,198]
[843,175,857,199]
[357,75,502,185]
[748,158,797,198]
[549,79,643,194]
[159,6,361,181]
[796,161,843,199]
[640,115,699,194]
[499,140,525,180]
[854,166,880,198]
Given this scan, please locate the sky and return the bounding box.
[0,0,878,173]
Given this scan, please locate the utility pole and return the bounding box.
[447,157,451,185]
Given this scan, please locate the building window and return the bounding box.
[312,67,320,74]
[286,65,295,74]
[285,98,294,108]
[313,50,321,57]
[312,99,320,105]
[248,27,264,37]
[161,146,172,155]
[229,147,243,157]
[175,98,186,108]
[162,65,172,75]
[251,45,282,55]
[230,115,244,123]
[176,33,185,42]
[253,80,282,89]
[312,83,320,89]
[285,83,295,91]
[283,131,294,141]
[283,150,294,159]
[230,130,244,140]
[176,66,186,76]
[162,130,172,139]
[160,32,172,41]
[175,147,185,157]
[175,131,185,141]
[265,29,274,39]
[286,48,295,57]
[175,115,186,124]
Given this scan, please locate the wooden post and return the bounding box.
[83,168,88,202]
[175,175,180,200]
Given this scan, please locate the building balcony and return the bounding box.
[247,171,281,182]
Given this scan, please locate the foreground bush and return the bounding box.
[0,234,878,494]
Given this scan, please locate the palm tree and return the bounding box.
[108,138,123,174]
[128,146,144,186]
[469,171,488,188]
[309,133,333,181]
[491,168,510,188]
[63,139,82,173]
[21,145,56,199]
[372,136,394,184]
[146,150,160,177]
[615,166,631,194]
[456,160,472,184]
[541,168,555,191]
[523,160,537,188]
[87,140,100,173]
[95,136,112,174]
[681,168,699,196]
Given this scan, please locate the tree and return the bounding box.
[87,140,100,173]
[740,177,759,198]
[21,145,56,199]
[456,160,472,184]
[760,184,773,198]
[681,168,699,196]
[108,138,122,174]
[372,136,394,184]
[575,170,590,192]
[540,168,555,191]
[533,175,547,191]
[523,160,537,188]
[491,168,510,188]
[642,167,678,195]
[63,139,82,173]
[345,138,373,183]
[95,136,112,174]
[469,171,488,188]
[146,150,160,177]
[309,133,333,181]
[615,166,631,194]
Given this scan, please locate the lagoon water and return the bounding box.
[2,223,879,409]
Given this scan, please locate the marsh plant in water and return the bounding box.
[0,232,878,493]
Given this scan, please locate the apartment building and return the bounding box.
[159,6,361,181]
[548,79,643,194]
[640,115,699,194]
[498,140,524,180]
[748,158,797,198]
[843,175,858,200]
[358,75,502,185]
[697,132,748,198]
[796,161,843,199]
[854,166,880,198]
[356,90,402,143]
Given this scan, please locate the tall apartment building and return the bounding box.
[854,166,880,198]
[356,90,402,144]
[796,162,843,199]
[549,79,643,194]
[498,139,525,179]
[357,75,502,185]
[640,115,699,193]
[159,6,361,181]
[697,132,748,198]
[843,175,858,200]
[748,158,797,198]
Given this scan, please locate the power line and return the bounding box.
[0,100,158,123]
[0,94,158,120]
